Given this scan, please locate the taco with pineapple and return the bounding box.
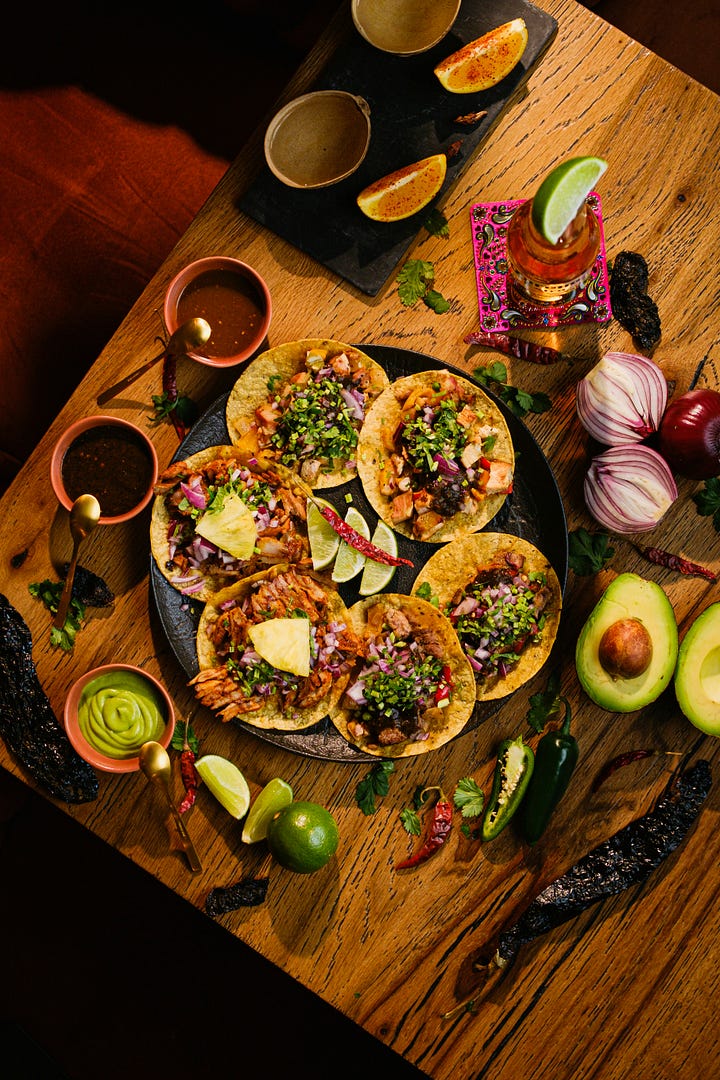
[357,368,514,543]
[412,533,562,701]
[330,593,476,758]
[225,338,390,489]
[150,446,311,601]
[191,564,360,731]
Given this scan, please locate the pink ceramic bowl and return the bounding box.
[50,414,158,525]
[64,663,175,774]
[163,255,272,368]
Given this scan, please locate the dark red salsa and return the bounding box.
[61,424,154,518]
[176,268,265,359]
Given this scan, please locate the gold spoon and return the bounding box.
[53,494,101,629]
[139,740,202,873]
[96,317,212,406]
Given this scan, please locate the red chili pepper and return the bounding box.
[178,721,200,814]
[639,546,716,582]
[396,787,453,869]
[464,330,565,365]
[592,748,682,793]
[318,504,413,567]
[479,456,492,471]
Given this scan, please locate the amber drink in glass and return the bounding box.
[506,199,601,305]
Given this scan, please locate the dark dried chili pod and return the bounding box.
[205,876,269,916]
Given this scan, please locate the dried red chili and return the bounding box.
[592,749,682,793]
[464,330,565,365]
[638,545,716,582]
[178,721,200,814]
[317,503,413,567]
[396,787,453,869]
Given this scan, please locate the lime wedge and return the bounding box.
[195,754,251,819]
[331,506,369,583]
[307,499,340,571]
[242,777,294,843]
[530,156,608,244]
[358,520,398,596]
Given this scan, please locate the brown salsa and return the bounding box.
[176,268,265,359]
[62,424,154,518]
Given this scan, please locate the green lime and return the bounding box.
[242,777,294,843]
[331,506,369,583]
[266,800,339,873]
[306,499,340,571]
[195,754,251,819]
[530,156,608,244]
[358,519,398,596]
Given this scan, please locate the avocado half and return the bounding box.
[575,573,678,712]
[675,602,720,734]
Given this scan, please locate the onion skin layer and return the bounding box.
[658,389,720,480]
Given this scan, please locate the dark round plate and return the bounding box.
[150,344,568,761]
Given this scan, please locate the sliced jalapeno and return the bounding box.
[481,735,534,841]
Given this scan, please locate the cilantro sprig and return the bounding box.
[453,777,484,818]
[424,209,449,239]
[397,260,450,314]
[355,760,395,815]
[693,478,720,531]
[473,362,552,419]
[568,527,615,576]
[150,391,198,428]
[526,669,563,734]
[28,579,86,651]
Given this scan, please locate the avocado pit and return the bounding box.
[598,617,653,679]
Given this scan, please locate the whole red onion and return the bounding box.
[658,388,720,480]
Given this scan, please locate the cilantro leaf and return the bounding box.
[400,807,422,835]
[397,259,435,306]
[415,580,439,606]
[453,777,484,818]
[424,208,449,238]
[424,289,451,314]
[28,579,86,651]
[526,669,563,733]
[170,719,200,755]
[568,527,615,576]
[472,365,552,419]
[355,760,395,815]
[150,391,198,426]
[693,478,720,532]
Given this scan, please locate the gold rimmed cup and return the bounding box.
[264,90,372,189]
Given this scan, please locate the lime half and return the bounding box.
[307,499,340,571]
[358,520,398,596]
[242,777,294,843]
[531,156,608,244]
[331,506,370,583]
[195,754,251,819]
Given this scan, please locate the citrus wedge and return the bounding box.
[530,156,608,244]
[331,506,369,583]
[358,520,398,596]
[434,18,528,94]
[307,498,340,570]
[356,153,447,222]
[242,777,294,843]
[195,754,251,819]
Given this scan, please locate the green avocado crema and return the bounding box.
[78,672,166,759]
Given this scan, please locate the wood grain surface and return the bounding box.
[2,3,720,1078]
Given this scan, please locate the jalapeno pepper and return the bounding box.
[521,697,579,844]
[481,735,534,841]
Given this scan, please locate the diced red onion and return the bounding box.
[584,444,678,533]
[576,352,668,445]
[433,453,460,476]
[180,481,207,509]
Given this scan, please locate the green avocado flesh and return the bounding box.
[575,573,678,712]
[675,602,720,734]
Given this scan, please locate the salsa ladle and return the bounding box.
[96,317,212,406]
[139,740,202,873]
[53,494,101,629]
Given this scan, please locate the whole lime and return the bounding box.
[266,801,339,874]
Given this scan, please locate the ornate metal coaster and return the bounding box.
[470,193,612,332]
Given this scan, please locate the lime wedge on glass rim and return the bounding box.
[358,520,399,596]
[530,156,608,244]
[306,499,340,571]
[242,777,294,843]
[195,754,251,820]
[331,506,370,583]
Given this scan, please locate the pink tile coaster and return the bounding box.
[470,193,612,332]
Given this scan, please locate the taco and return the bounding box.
[225,338,390,488]
[150,446,311,601]
[330,593,476,758]
[191,565,360,731]
[412,533,562,701]
[357,369,514,543]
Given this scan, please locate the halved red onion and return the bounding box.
[584,444,678,533]
[576,352,668,445]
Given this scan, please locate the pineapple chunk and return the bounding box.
[248,618,311,677]
[195,492,257,560]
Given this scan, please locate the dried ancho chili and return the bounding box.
[205,876,269,916]
[610,251,661,352]
[61,563,115,607]
[521,697,579,844]
[482,735,534,841]
[396,787,453,869]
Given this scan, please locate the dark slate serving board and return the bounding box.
[238,0,558,296]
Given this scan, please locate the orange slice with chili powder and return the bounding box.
[356,153,447,223]
[434,18,528,94]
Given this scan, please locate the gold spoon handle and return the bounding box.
[155,778,203,872]
[53,540,81,629]
[96,346,169,406]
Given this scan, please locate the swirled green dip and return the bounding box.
[78,672,166,759]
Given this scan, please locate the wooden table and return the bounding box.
[2,2,719,1077]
